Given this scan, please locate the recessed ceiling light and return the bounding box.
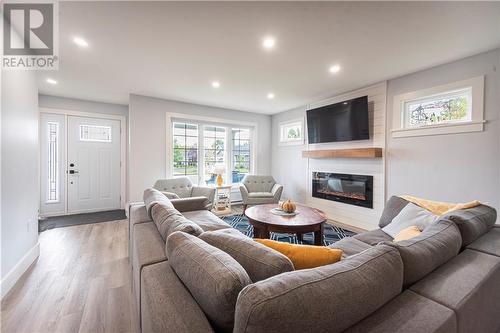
[46,78,58,85]
[329,65,341,74]
[73,37,88,47]
[211,81,220,88]
[262,37,275,50]
[267,93,275,99]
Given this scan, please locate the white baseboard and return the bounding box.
[0,242,40,299]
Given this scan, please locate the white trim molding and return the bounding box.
[1,242,40,299]
[391,76,485,138]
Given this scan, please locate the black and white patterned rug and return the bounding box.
[222,214,355,246]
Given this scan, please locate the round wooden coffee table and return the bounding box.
[245,204,327,246]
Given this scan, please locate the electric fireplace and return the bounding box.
[312,172,373,208]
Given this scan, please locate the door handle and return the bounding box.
[69,170,79,174]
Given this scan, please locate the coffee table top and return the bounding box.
[245,204,326,227]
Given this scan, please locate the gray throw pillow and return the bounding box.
[382,203,438,238]
[200,229,294,282]
[167,231,252,333]
[161,191,180,199]
[143,188,173,218]
[379,196,410,228]
[151,202,203,242]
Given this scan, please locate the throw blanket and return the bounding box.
[400,195,481,216]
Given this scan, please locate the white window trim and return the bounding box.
[391,76,485,138]
[279,117,304,146]
[166,112,258,189]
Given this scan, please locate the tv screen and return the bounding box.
[307,95,369,144]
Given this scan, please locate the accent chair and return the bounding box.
[239,175,283,212]
[153,177,216,209]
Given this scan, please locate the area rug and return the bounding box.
[222,214,355,246]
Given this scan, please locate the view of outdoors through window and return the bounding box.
[173,122,198,176]
[404,88,471,128]
[172,122,251,185]
[204,126,226,184]
[232,128,251,183]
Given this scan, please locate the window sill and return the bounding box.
[279,140,305,146]
[391,120,485,138]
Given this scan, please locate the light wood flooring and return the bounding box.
[1,219,139,333]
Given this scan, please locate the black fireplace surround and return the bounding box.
[312,172,373,208]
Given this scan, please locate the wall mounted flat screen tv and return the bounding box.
[307,95,369,144]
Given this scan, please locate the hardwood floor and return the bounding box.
[1,220,139,333]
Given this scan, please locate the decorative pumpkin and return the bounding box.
[282,199,296,213]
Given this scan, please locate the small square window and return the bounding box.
[279,119,304,145]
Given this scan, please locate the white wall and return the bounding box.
[129,94,272,202]
[386,49,500,211]
[272,83,387,230]
[1,65,40,296]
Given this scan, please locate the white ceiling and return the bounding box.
[38,1,500,114]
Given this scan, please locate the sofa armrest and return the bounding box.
[192,186,216,205]
[171,197,212,212]
[239,184,249,202]
[141,261,214,333]
[271,184,284,201]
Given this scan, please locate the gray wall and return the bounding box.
[1,64,39,290]
[386,49,500,210]
[129,94,272,202]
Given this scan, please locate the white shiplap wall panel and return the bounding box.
[305,82,387,230]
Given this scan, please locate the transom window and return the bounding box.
[392,76,484,138]
[403,88,472,129]
[79,125,112,142]
[171,121,253,186]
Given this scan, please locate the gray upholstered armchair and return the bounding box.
[239,175,283,212]
[153,177,216,209]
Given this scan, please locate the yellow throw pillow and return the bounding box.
[393,226,421,242]
[255,239,342,270]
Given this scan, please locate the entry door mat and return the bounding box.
[39,209,127,232]
[222,214,356,246]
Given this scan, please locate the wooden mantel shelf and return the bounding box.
[302,148,383,159]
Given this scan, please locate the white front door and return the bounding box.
[67,116,121,214]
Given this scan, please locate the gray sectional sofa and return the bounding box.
[129,189,500,333]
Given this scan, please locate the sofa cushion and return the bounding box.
[248,192,274,198]
[353,229,392,246]
[383,219,461,287]
[141,261,214,333]
[143,188,172,218]
[345,290,457,333]
[132,222,168,318]
[410,249,500,333]
[167,231,252,333]
[182,209,231,232]
[382,203,437,238]
[233,245,403,333]
[379,196,410,228]
[199,229,294,282]
[151,202,203,242]
[441,204,497,247]
[467,226,500,257]
[329,237,372,258]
